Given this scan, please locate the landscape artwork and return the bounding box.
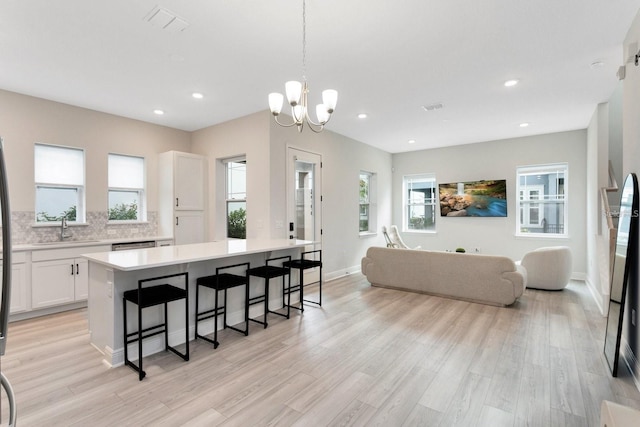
[439,180,507,217]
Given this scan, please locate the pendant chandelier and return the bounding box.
[268,0,338,133]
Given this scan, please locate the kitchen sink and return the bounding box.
[32,240,102,246]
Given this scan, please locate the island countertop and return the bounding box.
[82,238,315,271]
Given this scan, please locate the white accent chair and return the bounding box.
[519,246,572,290]
[383,225,421,250]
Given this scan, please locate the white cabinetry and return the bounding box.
[155,239,174,247]
[1,251,28,314]
[31,245,110,309]
[159,151,207,244]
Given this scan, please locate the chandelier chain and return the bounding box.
[302,0,307,82]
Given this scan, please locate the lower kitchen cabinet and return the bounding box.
[32,258,79,308]
[31,245,110,310]
[0,252,28,314]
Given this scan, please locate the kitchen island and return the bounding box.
[83,239,314,367]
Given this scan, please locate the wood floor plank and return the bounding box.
[438,372,492,426]
[2,277,640,426]
[514,362,551,426]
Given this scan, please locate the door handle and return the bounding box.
[71,264,74,276]
[76,263,79,275]
[176,197,179,207]
[176,217,179,226]
[289,222,294,232]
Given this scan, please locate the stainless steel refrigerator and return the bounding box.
[0,137,17,426]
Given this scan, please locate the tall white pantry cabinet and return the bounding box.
[158,151,207,245]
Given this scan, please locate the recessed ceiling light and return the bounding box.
[192,92,204,99]
[357,113,368,119]
[153,109,165,115]
[408,139,416,144]
[519,122,529,127]
[504,79,520,87]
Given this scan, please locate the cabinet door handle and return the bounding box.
[176,217,179,226]
[71,264,74,276]
[76,264,79,275]
[176,197,179,207]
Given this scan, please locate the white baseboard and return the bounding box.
[325,265,361,282]
[584,276,606,316]
[9,300,87,323]
[621,335,640,393]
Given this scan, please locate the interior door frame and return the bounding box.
[286,146,322,245]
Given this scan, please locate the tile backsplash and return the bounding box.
[4,211,158,244]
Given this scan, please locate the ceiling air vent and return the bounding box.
[145,6,190,33]
[422,103,444,112]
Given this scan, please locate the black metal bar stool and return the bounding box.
[284,249,323,307]
[123,271,189,381]
[195,262,250,349]
[247,255,292,328]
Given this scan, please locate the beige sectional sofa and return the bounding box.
[361,246,526,306]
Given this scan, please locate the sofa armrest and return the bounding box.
[502,265,527,299]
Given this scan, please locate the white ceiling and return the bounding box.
[1,0,639,153]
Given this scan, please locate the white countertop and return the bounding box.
[11,236,173,252]
[83,239,315,271]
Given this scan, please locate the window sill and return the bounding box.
[404,230,437,235]
[359,232,377,238]
[32,222,88,228]
[107,220,149,225]
[514,233,569,240]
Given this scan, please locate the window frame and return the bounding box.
[34,143,86,224]
[107,153,146,222]
[516,163,568,237]
[225,157,247,239]
[359,171,376,235]
[403,173,437,233]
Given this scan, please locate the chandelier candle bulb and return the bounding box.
[322,89,338,113]
[316,104,330,124]
[285,81,302,106]
[268,93,284,115]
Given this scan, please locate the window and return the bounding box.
[226,158,246,239]
[517,163,568,236]
[34,143,85,223]
[359,171,376,233]
[403,174,437,232]
[108,153,145,221]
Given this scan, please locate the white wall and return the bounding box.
[268,118,393,279]
[0,89,191,243]
[190,111,393,278]
[586,99,620,314]
[190,111,271,241]
[392,130,587,274]
[621,8,640,387]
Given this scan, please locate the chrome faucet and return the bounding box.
[60,216,71,241]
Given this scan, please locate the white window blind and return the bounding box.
[35,144,84,185]
[108,154,144,189]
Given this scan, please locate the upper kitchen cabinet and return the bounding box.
[158,151,207,244]
[174,153,205,210]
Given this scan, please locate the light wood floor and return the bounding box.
[2,274,640,426]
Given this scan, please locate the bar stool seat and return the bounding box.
[196,262,250,349]
[283,249,323,307]
[247,255,292,328]
[124,284,186,307]
[123,272,189,381]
